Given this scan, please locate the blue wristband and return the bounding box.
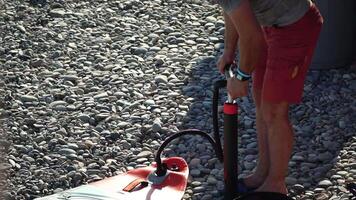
[236,67,251,78]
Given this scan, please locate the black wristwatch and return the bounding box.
[235,67,251,81]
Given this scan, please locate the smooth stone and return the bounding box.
[331,175,343,180]
[94,92,108,99]
[49,100,67,108]
[196,143,206,152]
[20,95,38,102]
[78,114,91,123]
[244,120,253,129]
[202,195,213,200]
[314,188,325,193]
[136,151,152,159]
[121,141,131,149]
[191,169,201,176]
[314,193,330,200]
[152,118,162,132]
[189,158,201,167]
[285,177,298,185]
[191,181,201,187]
[217,181,224,191]
[338,121,346,129]
[60,75,78,82]
[58,148,77,155]
[16,25,27,33]
[68,143,79,149]
[155,75,168,84]
[244,155,255,162]
[210,168,220,176]
[136,158,148,163]
[178,144,187,152]
[206,16,217,23]
[133,47,148,55]
[292,155,304,161]
[144,99,155,106]
[336,171,348,176]
[193,186,205,193]
[350,80,356,91]
[49,9,66,17]
[243,162,254,170]
[318,180,332,187]
[8,159,16,167]
[118,122,130,127]
[291,184,304,194]
[84,140,95,149]
[207,176,217,184]
[246,142,257,149]
[110,131,120,140]
[53,188,64,193]
[318,152,333,161]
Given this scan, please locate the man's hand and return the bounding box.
[217,53,235,74]
[227,77,248,99]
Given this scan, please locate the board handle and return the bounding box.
[123,178,148,192]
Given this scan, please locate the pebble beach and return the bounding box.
[0,0,355,199]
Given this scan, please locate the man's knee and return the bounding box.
[253,88,263,109]
[261,101,289,125]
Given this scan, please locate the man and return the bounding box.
[214,0,323,195]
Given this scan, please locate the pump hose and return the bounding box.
[154,79,228,176]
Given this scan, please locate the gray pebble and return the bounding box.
[78,114,91,123]
[58,148,77,156]
[152,118,162,132]
[144,99,155,106]
[133,47,148,55]
[20,95,38,102]
[191,169,201,177]
[286,177,298,185]
[244,120,253,129]
[193,186,205,193]
[189,158,201,167]
[94,92,108,99]
[49,9,67,17]
[136,151,152,159]
[318,180,333,187]
[60,75,79,82]
[155,75,168,84]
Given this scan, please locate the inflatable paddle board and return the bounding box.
[35,157,189,200]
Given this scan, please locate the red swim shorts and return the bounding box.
[253,3,323,104]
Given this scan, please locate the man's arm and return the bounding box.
[223,11,239,61]
[217,11,239,74]
[225,0,267,74]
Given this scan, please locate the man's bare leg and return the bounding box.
[243,88,270,188]
[256,101,293,194]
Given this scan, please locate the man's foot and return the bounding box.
[240,173,266,189]
[237,178,257,193]
[255,179,288,194]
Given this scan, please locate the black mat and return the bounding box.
[234,192,293,200]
